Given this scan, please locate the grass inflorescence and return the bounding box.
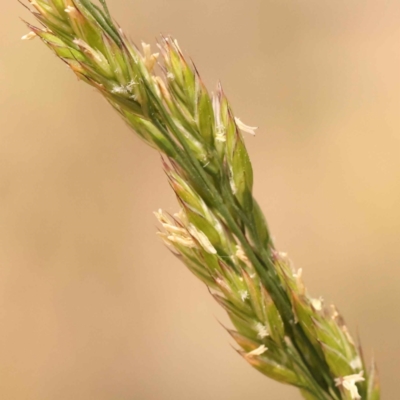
[21,1,380,399]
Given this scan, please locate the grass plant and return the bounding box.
[20,1,380,398]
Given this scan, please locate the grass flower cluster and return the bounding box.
[21,1,380,398]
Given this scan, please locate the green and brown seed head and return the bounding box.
[21,1,380,399]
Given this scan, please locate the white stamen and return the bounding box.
[21,31,37,41]
[161,223,187,236]
[255,323,269,339]
[235,117,257,136]
[293,268,302,279]
[173,209,189,225]
[235,246,247,261]
[127,80,136,89]
[311,297,323,311]
[156,231,172,244]
[293,267,305,293]
[111,80,137,95]
[167,72,175,80]
[331,305,340,320]
[173,39,182,52]
[335,372,364,400]
[65,5,78,15]
[247,344,268,357]
[350,356,362,370]
[111,85,128,94]
[235,245,252,268]
[141,42,159,72]
[293,267,303,286]
[239,290,249,302]
[154,209,170,225]
[167,234,196,248]
[142,42,151,57]
[155,209,198,249]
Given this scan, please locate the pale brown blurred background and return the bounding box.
[0,0,399,399]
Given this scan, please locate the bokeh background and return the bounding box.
[1,0,399,399]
